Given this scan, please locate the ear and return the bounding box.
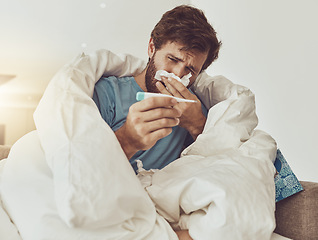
[147,38,156,58]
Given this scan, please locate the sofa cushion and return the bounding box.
[275,181,318,240]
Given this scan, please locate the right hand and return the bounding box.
[115,96,181,159]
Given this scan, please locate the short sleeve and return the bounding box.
[92,79,115,127]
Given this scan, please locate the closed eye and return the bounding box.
[168,56,178,62]
[168,56,196,74]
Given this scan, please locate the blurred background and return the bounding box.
[0,0,317,181]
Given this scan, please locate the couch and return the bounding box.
[1,145,317,240]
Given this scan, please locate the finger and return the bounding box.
[143,107,181,122]
[156,81,172,95]
[165,76,193,99]
[142,127,174,149]
[162,77,183,98]
[150,127,173,140]
[146,117,180,132]
[131,96,178,112]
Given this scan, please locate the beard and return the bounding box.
[145,52,160,93]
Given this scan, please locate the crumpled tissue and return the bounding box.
[154,70,192,87]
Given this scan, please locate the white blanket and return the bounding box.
[1,50,280,239]
[0,160,22,240]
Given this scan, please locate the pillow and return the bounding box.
[274,149,303,202]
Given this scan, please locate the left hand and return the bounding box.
[156,76,206,140]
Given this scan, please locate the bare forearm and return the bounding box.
[115,125,137,160]
[186,114,206,140]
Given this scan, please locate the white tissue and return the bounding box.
[154,70,191,87]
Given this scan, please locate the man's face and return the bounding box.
[145,41,208,93]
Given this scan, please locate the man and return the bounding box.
[93,5,221,174]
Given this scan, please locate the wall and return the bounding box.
[0,0,190,94]
[192,0,318,182]
[0,0,191,145]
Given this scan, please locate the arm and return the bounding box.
[115,97,181,159]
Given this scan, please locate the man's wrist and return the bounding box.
[115,125,137,160]
[187,114,206,140]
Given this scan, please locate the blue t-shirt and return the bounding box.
[92,76,197,173]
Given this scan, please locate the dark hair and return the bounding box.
[151,5,222,71]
